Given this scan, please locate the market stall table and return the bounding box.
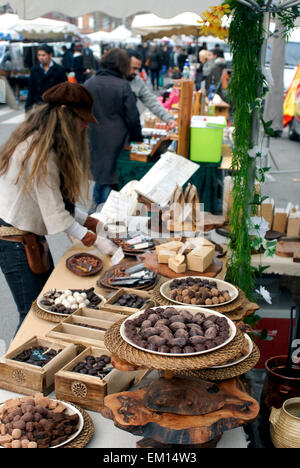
[0,243,255,448]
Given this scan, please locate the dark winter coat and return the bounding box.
[85,68,143,185]
[25,61,67,112]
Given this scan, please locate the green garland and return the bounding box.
[225,1,265,298]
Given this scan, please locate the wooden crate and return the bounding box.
[55,346,140,412]
[46,309,121,347]
[101,288,154,316]
[72,307,125,322]
[0,336,78,396]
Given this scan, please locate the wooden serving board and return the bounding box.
[276,241,300,263]
[101,377,260,446]
[140,251,222,279]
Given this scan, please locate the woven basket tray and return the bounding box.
[175,342,260,381]
[150,277,245,314]
[32,299,66,323]
[63,402,94,448]
[104,319,246,372]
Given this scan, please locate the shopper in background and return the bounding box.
[126,49,176,129]
[0,82,108,333]
[202,49,217,94]
[177,47,188,72]
[85,48,143,208]
[160,44,171,76]
[147,45,162,91]
[82,38,99,80]
[62,43,75,74]
[211,49,227,94]
[170,46,179,70]
[141,41,150,73]
[195,49,209,91]
[25,44,67,112]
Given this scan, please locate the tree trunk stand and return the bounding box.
[101,376,259,448]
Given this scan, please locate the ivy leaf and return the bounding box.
[260,116,276,137]
[251,236,264,251]
[250,193,269,206]
[252,265,270,277]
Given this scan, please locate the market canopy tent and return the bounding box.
[87,30,111,43]
[0,13,79,40]
[0,0,224,19]
[0,29,22,40]
[107,25,132,42]
[131,12,203,40]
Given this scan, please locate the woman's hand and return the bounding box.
[82,231,97,247]
[94,237,118,256]
[84,216,99,234]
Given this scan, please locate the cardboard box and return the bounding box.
[259,198,275,229]
[178,238,215,255]
[168,255,187,274]
[157,250,177,264]
[187,245,215,273]
[287,212,300,238]
[222,176,233,219]
[272,208,288,234]
[155,241,184,254]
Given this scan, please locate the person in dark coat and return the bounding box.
[177,47,188,72]
[25,44,67,113]
[73,44,86,84]
[85,48,143,207]
[147,45,162,90]
[61,44,74,73]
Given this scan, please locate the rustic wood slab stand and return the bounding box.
[101,376,260,448]
[102,321,260,448]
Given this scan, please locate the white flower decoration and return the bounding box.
[255,286,272,305]
[248,216,270,239]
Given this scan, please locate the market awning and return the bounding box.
[108,25,132,42]
[0,13,79,40]
[0,0,223,20]
[131,12,203,39]
[0,29,23,40]
[87,30,111,43]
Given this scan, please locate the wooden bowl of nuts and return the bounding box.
[160,277,239,308]
[66,253,103,277]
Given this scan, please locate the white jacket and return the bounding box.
[0,137,87,238]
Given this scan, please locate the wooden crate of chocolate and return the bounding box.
[46,312,118,348]
[71,307,125,322]
[55,346,140,412]
[102,288,154,316]
[0,337,78,396]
